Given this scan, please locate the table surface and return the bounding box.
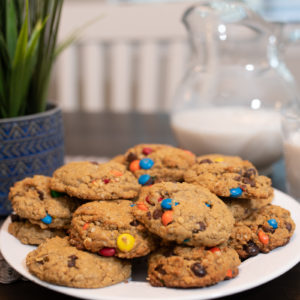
[0,112,299,300]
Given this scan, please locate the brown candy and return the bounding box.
[191,263,206,277]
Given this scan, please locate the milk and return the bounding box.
[284,131,300,199]
[171,107,282,171]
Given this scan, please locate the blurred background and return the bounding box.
[50,0,300,114]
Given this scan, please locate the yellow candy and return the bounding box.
[117,233,135,252]
[214,157,224,162]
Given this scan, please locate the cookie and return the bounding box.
[184,154,273,199]
[8,215,66,245]
[26,237,131,288]
[69,200,157,259]
[123,144,196,184]
[228,204,295,259]
[222,195,273,221]
[133,182,234,247]
[50,161,140,200]
[9,175,80,229]
[148,245,240,288]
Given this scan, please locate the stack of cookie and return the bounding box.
[7,144,296,290]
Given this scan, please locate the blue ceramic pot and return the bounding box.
[0,104,64,216]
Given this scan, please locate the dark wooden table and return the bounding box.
[0,112,299,300]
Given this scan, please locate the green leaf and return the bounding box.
[5,0,18,61]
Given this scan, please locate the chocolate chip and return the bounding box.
[155,264,166,275]
[242,177,256,187]
[146,211,152,220]
[153,209,163,219]
[193,221,206,233]
[37,190,44,200]
[90,161,99,165]
[286,222,292,232]
[68,255,78,268]
[244,168,257,178]
[127,152,138,163]
[244,240,259,257]
[262,225,275,234]
[191,263,206,277]
[130,220,139,226]
[10,214,21,222]
[234,176,241,181]
[199,159,213,164]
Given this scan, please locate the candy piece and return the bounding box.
[209,247,221,254]
[158,197,163,202]
[205,202,211,208]
[82,223,89,230]
[225,269,233,278]
[137,202,148,211]
[102,178,110,184]
[162,211,173,226]
[183,238,190,243]
[99,247,116,257]
[138,174,151,185]
[50,190,64,198]
[130,203,136,207]
[174,202,179,206]
[153,209,163,219]
[191,263,206,277]
[230,187,243,197]
[129,160,141,172]
[117,233,135,252]
[142,147,153,155]
[139,158,154,170]
[41,214,52,224]
[258,231,269,245]
[161,198,172,210]
[267,218,278,229]
[214,157,224,162]
[127,152,138,162]
[111,170,123,177]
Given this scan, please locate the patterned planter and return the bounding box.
[0,104,64,216]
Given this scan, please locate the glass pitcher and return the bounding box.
[170,0,299,173]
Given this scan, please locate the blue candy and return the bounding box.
[205,203,211,208]
[139,158,154,170]
[230,187,243,197]
[41,214,52,224]
[183,238,190,243]
[267,218,278,229]
[138,174,151,185]
[161,198,173,210]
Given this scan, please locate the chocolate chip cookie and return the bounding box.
[228,204,295,259]
[184,154,273,199]
[69,200,157,259]
[148,245,240,288]
[133,182,234,247]
[9,175,80,229]
[50,161,140,200]
[123,144,196,184]
[26,237,131,288]
[8,215,66,245]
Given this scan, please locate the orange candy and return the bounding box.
[137,202,148,211]
[258,231,269,245]
[162,211,173,226]
[209,247,221,254]
[129,160,141,172]
[226,269,233,278]
[111,170,123,177]
[82,223,89,230]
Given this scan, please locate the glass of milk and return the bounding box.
[170,1,299,173]
[282,106,300,200]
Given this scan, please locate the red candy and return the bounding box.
[142,147,153,155]
[103,178,110,184]
[99,247,116,257]
[82,223,89,230]
[258,231,269,245]
[158,197,163,202]
[225,269,233,278]
[209,247,221,254]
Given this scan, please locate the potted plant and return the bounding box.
[0,0,66,215]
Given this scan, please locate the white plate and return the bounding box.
[1,189,300,300]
